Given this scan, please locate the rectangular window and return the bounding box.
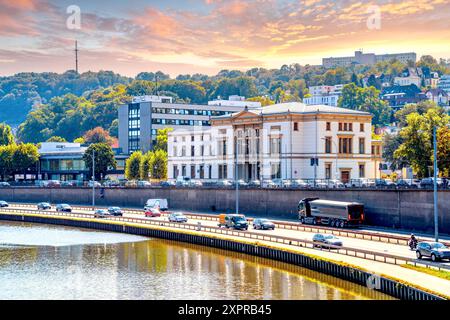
[360,123,365,132]
[181,146,186,157]
[326,122,331,131]
[349,123,353,131]
[190,165,196,178]
[344,123,348,131]
[325,137,332,154]
[294,122,299,131]
[339,123,342,131]
[191,136,195,142]
[339,137,353,154]
[191,146,195,157]
[271,163,281,179]
[201,145,204,156]
[359,138,365,154]
[359,164,366,178]
[325,163,332,180]
[181,165,186,177]
[270,137,281,154]
[173,146,177,157]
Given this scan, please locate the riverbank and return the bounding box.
[0,210,447,300]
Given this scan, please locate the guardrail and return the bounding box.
[8,202,450,248]
[0,206,416,267]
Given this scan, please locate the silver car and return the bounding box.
[168,212,188,223]
[312,234,343,249]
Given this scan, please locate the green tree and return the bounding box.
[0,144,15,180]
[46,136,67,142]
[12,143,40,175]
[437,126,450,177]
[140,151,153,180]
[246,96,275,106]
[125,151,142,180]
[83,143,116,181]
[151,149,168,180]
[0,123,14,146]
[154,128,173,152]
[382,133,407,170]
[394,101,438,127]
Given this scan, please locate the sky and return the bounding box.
[0,0,450,77]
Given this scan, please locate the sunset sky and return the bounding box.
[1,0,450,77]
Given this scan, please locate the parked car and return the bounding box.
[160,180,176,187]
[103,180,120,187]
[248,180,261,187]
[347,178,375,188]
[47,180,61,188]
[272,179,283,188]
[56,204,72,212]
[235,180,248,187]
[282,180,292,188]
[0,200,9,207]
[190,180,203,187]
[94,209,110,219]
[88,181,102,188]
[253,218,275,230]
[137,180,152,188]
[108,207,123,216]
[262,180,277,188]
[316,180,329,188]
[396,179,417,189]
[0,182,10,187]
[218,180,233,187]
[329,179,345,188]
[416,242,450,262]
[168,212,188,223]
[37,202,51,210]
[420,178,444,189]
[312,234,343,248]
[145,207,161,218]
[291,179,309,188]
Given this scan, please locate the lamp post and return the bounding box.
[321,138,339,180]
[433,126,438,242]
[92,149,95,209]
[235,135,239,215]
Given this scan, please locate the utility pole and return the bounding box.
[433,126,439,242]
[75,40,79,74]
[92,149,95,209]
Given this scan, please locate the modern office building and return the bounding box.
[323,51,416,68]
[118,95,261,154]
[38,142,126,181]
[168,103,382,183]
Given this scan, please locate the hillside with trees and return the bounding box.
[3,55,449,143]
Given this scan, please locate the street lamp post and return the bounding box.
[433,126,438,242]
[92,149,95,209]
[235,135,239,215]
[321,138,339,180]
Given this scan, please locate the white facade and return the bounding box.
[438,75,450,94]
[323,51,416,68]
[208,95,261,108]
[168,103,382,182]
[304,85,343,107]
[394,76,421,87]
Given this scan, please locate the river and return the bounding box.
[0,221,394,300]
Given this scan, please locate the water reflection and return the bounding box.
[0,221,394,300]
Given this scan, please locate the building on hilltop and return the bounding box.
[303,85,344,107]
[168,102,383,183]
[322,50,416,68]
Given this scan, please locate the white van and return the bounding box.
[145,199,169,211]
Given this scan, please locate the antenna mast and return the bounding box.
[75,40,79,73]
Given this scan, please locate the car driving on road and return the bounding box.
[253,218,275,230]
[312,234,343,249]
[416,242,450,262]
[107,207,123,216]
[37,202,51,210]
[56,204,72,212]
[145,207,161,218]
[0,200,9,207]
[168,212,188,223]
[94,209,110,219]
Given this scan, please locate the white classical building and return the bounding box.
[168,103,382,183]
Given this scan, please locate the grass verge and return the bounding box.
[403,264,450,281]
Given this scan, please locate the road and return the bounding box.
[4,202,450,267]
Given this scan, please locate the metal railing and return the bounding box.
[7,202,450,247]
[0,207,418,266]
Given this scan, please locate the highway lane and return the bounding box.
[4,203,443,264]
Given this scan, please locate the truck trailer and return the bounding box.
[298,198,364,228]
